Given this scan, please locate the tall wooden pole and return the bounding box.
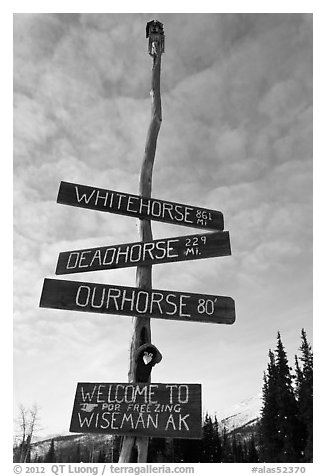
[118,21,163,463]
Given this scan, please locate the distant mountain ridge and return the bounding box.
[30,433,113,462]
[215,393,262,434]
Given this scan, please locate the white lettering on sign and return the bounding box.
[74,383,196,434]
[166,384,189,404]
[79,383,192,406]
[75,285,192,319]
[182,235,208,258]
[66,238,179,271]
[74,186,196,224]
[77,411,161,431]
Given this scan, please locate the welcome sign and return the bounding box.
[70,382,202,439]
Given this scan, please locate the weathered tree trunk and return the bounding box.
[118,48,162,463]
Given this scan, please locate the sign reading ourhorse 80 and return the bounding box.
[40,278,235,325]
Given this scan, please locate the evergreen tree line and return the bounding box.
[163,329,313,463]
[170,416,259,463]
[26,424,259,464]
[258,329,313,463]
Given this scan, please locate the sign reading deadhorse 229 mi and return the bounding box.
[55,231,231,275]
[70,382,202,439]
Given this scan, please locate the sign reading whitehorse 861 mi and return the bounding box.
[70,383,202,439]
[56,231,231,275]
[40,279,235,324]
[57,181,224,230]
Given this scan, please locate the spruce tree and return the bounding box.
[247,434,259,462]
[44,439,56,463]
[231,433,237,462]
[72,441,82,463]
[295,329,313,461]
[294,354,306,459]
[260,349,282,461]
[260,334,302,462]
[231,433,244,462]
[274,332,301,462]
[201,414,214,462]
[221,427,232,462]
[237,439,245,462]
[212,416,222,462]
[242,439,248,462]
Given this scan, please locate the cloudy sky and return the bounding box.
[13,13,312,437]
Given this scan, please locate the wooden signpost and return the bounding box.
[55,231,231,275]
[39,20,236,463]
[70,382,202,439]
[57,180,224,231]
[40,278,235,325]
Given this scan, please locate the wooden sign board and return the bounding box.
[57,181,224,231]
[40,278,236,325]
[70,382,202,439]
[55,231,231,275]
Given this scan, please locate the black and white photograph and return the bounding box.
[12,9,313,469]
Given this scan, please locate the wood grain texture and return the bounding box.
[55,231,231,275]
[70,383,202,439]
[39,278,236,325]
